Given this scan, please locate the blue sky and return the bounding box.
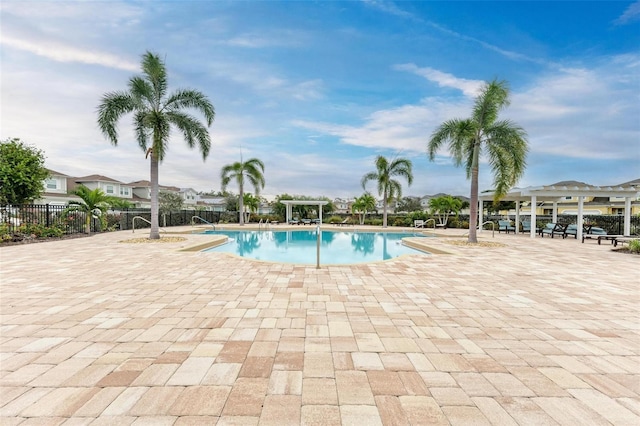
[1,0,639,200]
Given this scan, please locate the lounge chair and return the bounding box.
[289,218,300,225]
[414,219,425,228]
[541,223,566,238]
[520,221,540,235]
[498,220,515,234]
[563,224,579,239]
[581,226,612,244]
[335,217,352,226]
[301,219,312,225]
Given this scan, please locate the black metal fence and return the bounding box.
[116,209,221,231]
[1,204,88,235]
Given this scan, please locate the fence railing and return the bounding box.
[1,204,88,234]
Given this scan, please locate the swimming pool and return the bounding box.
[201,229,430,264]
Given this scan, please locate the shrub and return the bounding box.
[629,239,640,254]
[327,216,343,224]
[393,217,410,227]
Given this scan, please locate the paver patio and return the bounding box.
[1,226,638,425]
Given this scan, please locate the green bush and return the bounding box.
[367,218,383,226]
[393,217,410,227]
[327,216,344,224]
[629,239,640,254]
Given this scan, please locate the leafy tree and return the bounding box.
[225,194,238,212]
[429,195,463,227]
[221,157,265,225]
[159,191,184,213]
[0,138,49,205]
[67,185,116,233]
[428,79,528,243]
[397,196,422,213]
[361,155,413,228]
[97,51,215,239]
[159,190,184,226]
[352,193,377,225]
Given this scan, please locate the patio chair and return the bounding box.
[335,217,352,226]
[520,221,540,235]
[563,224,579,239]
[582,226,612,244]
[414,219,425,228]
[301,218,312,225]
[540,223,566,238]
[289,218,300,225]
[498,220,515,234]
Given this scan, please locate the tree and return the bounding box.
[361,155,413,228]
[67,184,116,233]
[428,79,528,243]
[352,193,377,225]
[429,195,463,227]
[97,51,215,239]
[396,196,422,213]
[243,193,260,222]
[0,138,50,205]
[220,157,265,225]
[159,190,184,227]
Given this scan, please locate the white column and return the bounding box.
[319,203,323,224]
[577,196,584,242]
[286,204,291,224]
[478,199,483,233]
[552,201,558,223]
[530,195,537,238]
[515,201,520,233]
[624,197,632,235]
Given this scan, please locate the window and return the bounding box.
[120,187,130,196]
[564,196,572,200]
[106,185,114,194]
[45,179,58,190]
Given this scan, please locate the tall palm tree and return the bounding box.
[428,79,527,243]
[97,51,215,239]
[221,157,265,226]
[242,193,260,223]
[361,155,413,228]
[67,185,116,233]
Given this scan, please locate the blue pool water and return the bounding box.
[201,229,430,264]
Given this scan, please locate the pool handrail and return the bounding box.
[191,215,216,230]
[258,219,270,231]
[132,216,167,233]
[424,218,437,231]
[462,221,495,238]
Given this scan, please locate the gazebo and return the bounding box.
[478,181,639,240]
[281,200,329,224]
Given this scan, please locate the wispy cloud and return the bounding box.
[1,35,138,71]
[394,64,483,97]
[614,0,640,25]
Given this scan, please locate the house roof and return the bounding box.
[75,174,123,184]
[46,168,70,177]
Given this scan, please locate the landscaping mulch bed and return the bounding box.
[0,233,94,247]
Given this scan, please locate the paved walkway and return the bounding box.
[1,227,638,425]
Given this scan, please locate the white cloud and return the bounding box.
[615,0,640,25]
[394,64,483,97]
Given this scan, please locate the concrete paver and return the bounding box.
[0,226,638,424]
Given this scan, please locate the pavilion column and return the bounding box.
[286,204,291,224]
[319,203,323,224]
[478,200,483,233]
[515,201,520,233]
[624,197,632,235]
[552,201,558,223]
[530,195,537,238]
[577,196,584,242]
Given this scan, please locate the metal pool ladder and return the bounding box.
[191,216,216,230]
[132,216,167,233]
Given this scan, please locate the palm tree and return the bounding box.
[361,155,413,228]
[97,51,215,239]
[243,193,260,223]
[67,185,115,233]
[221,157,265,225]
[429,195,463,227]
[428,79,528,243]
[352,193,377,225]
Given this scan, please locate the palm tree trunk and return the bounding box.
[468,144,480,243]
[238,182,245,226]
[149,155,160,239]
[382,194,388,228]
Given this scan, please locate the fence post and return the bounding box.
[45,204,50,227]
